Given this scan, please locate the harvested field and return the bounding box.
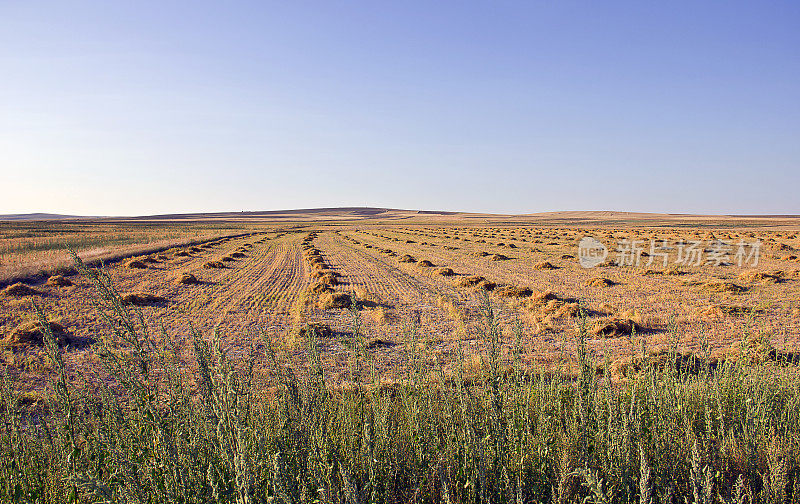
[2,214,800,502]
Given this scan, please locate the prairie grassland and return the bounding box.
[1,219,799,502]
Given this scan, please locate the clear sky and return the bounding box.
[1,1,798,216]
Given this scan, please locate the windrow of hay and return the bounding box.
[47,275,73,287]
[456,275,485,287]
[702,281,748,294]
[366,338,396,350]
[640,267,684,276]
[298,322,334,339]
[739,270,783,283]
[126,260,148,269]
[6,320,68,346]
[311,269,339,279]
[590,317,640,338]
[455,275,496,291]
[317,291,352,309]
[176,273,200,285]
[489,254,509,261]
[702,304,763,318]
[309,282,334,295]
[202,261,226,269]
[417,260,435,268]
[495,285,533,298]
[2,283,40,297]
[317,273,339,286]
[121,293,166,306]
[398,254,416,263]
[527,291,582,319]
[532,261,557,270]
[435,267,455,276]
[585,277,614,287]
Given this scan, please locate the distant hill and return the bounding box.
[1,208,798,227]
[0,213,97,221]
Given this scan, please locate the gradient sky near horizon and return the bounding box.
[1,1,799,216]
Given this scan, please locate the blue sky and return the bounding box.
[1,1,798,215]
